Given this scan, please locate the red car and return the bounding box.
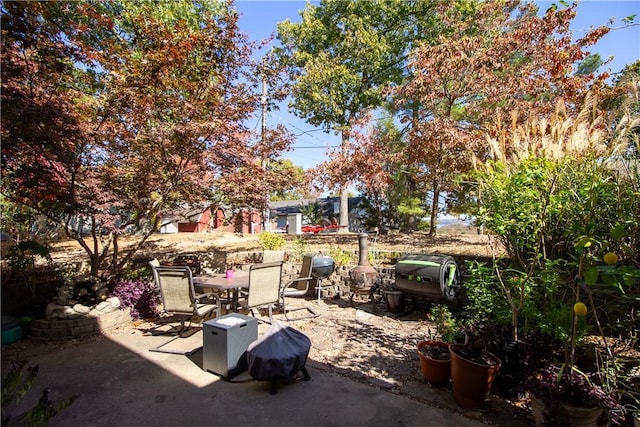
[301,223,342,234]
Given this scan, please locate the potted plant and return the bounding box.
[522,244,629,427]
[417,340,451,385]
[526,364,626,427]
[449,327,502,409]
[417,305,462,386]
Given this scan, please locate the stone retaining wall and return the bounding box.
[29,309,132,341]
[163,250,397,300]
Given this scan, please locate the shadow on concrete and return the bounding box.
[1,319,492,427]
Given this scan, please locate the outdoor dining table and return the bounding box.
[193,271,249,313]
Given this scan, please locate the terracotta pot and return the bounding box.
[530,393,603,427]
[385,291,405,314]
[449,344,501,409]
[417,340,450,385]
[564,405,603,427]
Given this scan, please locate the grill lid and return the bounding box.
[311,255,334,268]
[311,255,335,278]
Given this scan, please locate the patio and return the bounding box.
[2,297,532,426]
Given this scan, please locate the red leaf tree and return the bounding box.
[1,1,292,277]
[396,0,609,234]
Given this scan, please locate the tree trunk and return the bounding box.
[339,186,349,232]
[338,130,350,233]
[111,233,119,278]
[376,197,384,230]
[407,214,417,231]
[429,179,440,236]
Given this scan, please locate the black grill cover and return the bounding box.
[247,321,311,381]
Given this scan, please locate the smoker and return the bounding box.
[394,253,462,304]
[348,233,380,305]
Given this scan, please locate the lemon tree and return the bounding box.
[573,302,588,317]
[603,252,618,265]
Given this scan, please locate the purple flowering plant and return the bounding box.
[108,278,160,320]
[526,364,626,426]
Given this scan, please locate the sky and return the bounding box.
[233,0,640,170]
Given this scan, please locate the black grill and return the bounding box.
[311,255,335,279]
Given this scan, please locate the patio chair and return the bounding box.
[262,250,285,263]
[239,261,283,324]
[279,254,319,320]
[149,265,220,355]
[148,258,160,288]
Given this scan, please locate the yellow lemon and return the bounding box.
[573,302,588,317]
[603,252,618,265]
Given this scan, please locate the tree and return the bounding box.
[326,113,411,230]
[1,1,101,246]
[397,0,610,235]
[1,1,293,277]
[276,0,441,231]
[268,159,309,201]
[351,115,400,229]
[299,201,323,226]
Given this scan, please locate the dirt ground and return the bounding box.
[47,225,500,267]
[5,229,532,426]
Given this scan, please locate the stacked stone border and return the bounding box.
[28,309,132,341]
[163,249,398,300]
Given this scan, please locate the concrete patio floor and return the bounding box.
[2,328,492,427]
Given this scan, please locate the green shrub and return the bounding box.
[6,241,52,274]
[417,220,431,232]
[367,246,380,266]
[462,261,512,328]
[428,304,463,343]
[299,202,322,225]
[1,360,76,426]
[471,156,639,338]
[5,240,55,297]
[258,232,285,250]
[473,156,639,271]
[328,246,354,266]
[290,236,307,263]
